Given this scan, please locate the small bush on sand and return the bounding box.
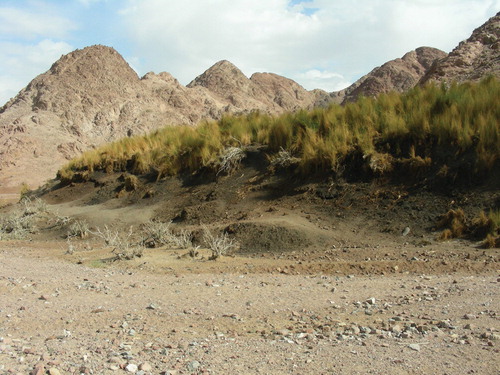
[202,226,239,260]
[141,220,193,249]
[269,147,300,170]
[91,225,144,260]
[437,208,467,239]
[483,234,500,248]
[216,147,245,176]
[124,174,140,191]
[67,219,90,239]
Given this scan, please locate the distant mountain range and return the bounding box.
[0,12,498,190]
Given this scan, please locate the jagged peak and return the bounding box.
[48,44,138,79]
[187,60,248,88]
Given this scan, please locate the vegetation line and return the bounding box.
[58,77,500,183]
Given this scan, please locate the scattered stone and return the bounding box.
[187,361,200,371]
[126,363,138,373]
[139,363,152,371]
[30,363,45,375]
[48,368,62,375]
[408,343,421,351]
[366,297,376,305]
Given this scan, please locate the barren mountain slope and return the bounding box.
[0,48,325,190]
[421,12,500,84]
[336,47,447,104]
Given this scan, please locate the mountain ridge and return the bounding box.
[1,12,499,190]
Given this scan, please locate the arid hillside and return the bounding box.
[0,12,499,191]
[0,48,327,190]
[421,11,500,84]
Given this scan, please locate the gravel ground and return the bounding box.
[0,243,499,375]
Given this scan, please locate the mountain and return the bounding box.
[0,47,326,189]
[1,13,499,190]
[421,12,500,84]
[335,47,447,104]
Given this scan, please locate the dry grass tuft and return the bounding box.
[437,208,467,239]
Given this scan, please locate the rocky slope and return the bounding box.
[1,13,499,190]
[0,47,326,190]
[335,47,447,104]
[421,12,500,84]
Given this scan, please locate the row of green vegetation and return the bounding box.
[59,77,499,183]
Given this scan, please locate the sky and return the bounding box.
[0,0,499,106]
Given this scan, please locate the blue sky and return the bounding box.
[0,0,499,105]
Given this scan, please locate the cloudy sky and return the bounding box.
[0,0,498,105]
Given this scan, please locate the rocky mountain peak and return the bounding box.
[420,12,500,84]
[48,45,137,80]
[337,47,447,104]
[187,60,251,94]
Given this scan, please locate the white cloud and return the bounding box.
[295,70,351,91]
[0,40,73,105]
[0,6,75,40]
[120,0,499,90]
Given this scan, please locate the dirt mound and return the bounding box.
[225,221,312,254]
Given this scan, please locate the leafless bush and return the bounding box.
[141,220,193,249]
[20,197,48,216]
[270,148,300,169]
[141,220,172,247]
[0,213,37,239]
[216,147,245,176]
[170,229,193,249]
[202,226,239,260]
[90,225,121,247]
[91,225,144,260]
[67,219,90,239]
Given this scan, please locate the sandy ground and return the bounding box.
[0,241,498,375]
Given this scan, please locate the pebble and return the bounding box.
[139,363,152,371]
[408,343,421,351]
[126,364,138,373]
[48,368,62,375]
[187,361,200,371]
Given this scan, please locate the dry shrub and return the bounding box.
[470,211,495,239]
[439,229,453,241]
[216,147,245,176]
[202,226,239,260]
[483,234,500,249]
[437,208,467,239]
[141,220,193,249]
[67,219,90,239]
[269,148,300,170]
[483,234,500,248]
[124,174,140,191]
[365,152,393,174]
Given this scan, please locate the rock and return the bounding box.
[421,12,500,85]
[139,363,152,371]
[48,368,62,375]
[391,325,403,334]
[366,297,376,305]
[408,343,421,351]
[125,364,138,373]
[187,361,200,371]
[30,363,45,375]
